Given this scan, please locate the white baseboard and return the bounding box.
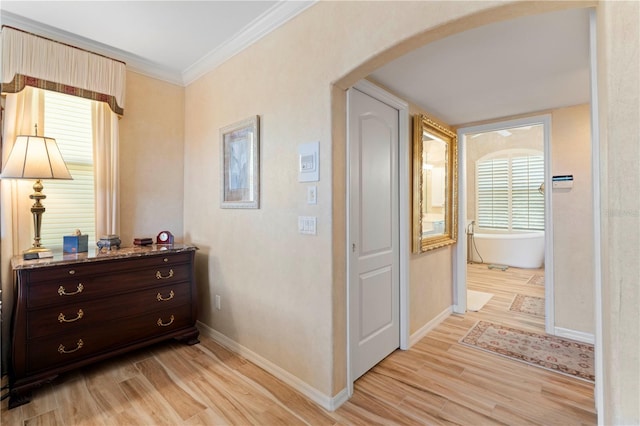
[196,321,347,411]
[554,326,595,344]
[408,306,452,347]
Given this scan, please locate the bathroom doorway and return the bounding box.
[455,115,554,334]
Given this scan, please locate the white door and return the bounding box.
[348,87,400,381]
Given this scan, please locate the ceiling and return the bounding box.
[371,7,592,125]
[1,1,315,85]
[1,2,591,125]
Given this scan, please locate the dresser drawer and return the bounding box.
[10,246,199,409]
[24,251,192,283]
[27,263,191,309]
[26,304,193,374]
[27,282,191,339]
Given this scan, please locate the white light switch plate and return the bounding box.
[298,216,317,235]
[307,185,317,204]
[298,142,319,182]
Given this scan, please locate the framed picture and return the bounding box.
[220,115,260,208]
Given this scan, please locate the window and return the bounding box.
[40,91,96,249]
[476,150,544,231]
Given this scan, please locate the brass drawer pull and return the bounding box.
[157,315,175,327]
[58,283,84,296]
[58,309,84,323]
[155,269,174,280]
[58,339,84,354]
[156,290,175,301]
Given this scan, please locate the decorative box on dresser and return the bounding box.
[8,244,200,409]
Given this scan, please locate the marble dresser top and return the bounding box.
[11,244,197,270]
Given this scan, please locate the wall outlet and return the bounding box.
[215,295,221,310]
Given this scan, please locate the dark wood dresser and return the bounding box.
[8,245,199,409]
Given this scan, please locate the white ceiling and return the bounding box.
[1,3,591,125]
[372,8,591,125]
[1,1,315,85]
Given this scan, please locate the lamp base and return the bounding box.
[23,247,54,259]
[24,246,51,254]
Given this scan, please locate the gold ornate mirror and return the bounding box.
[412,114,458,252]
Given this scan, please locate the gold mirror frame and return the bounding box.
[412,114,458,253]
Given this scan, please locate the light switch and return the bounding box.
[298,216,317,235]
[307,185,317,204]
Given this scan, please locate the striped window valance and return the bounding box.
[1,26,126,115]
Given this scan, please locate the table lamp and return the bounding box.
[0,125,72,254]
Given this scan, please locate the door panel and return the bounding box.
[360,116,393,255]
[349,88,400,381]
[359,266,393,340]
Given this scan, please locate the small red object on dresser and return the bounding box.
[133,237,153,246]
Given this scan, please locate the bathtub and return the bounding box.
[469,230,544,269]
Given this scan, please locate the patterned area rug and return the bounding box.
[509,294,544,317]
[460,321,595,382]
[527,274,545,286]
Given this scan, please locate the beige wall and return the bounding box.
[407,104,454,334]
[119,71,185,244]
[598,1,640,423]
[181,0,638,422]
[184,0,501,397]
[550,104,594,334]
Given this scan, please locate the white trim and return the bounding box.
[347,79,409,395]
[554,327,595,345]
[409,306,452,347]
[455,115,554,334]
[588,8,604,422]
[454,128,468,313]
[182,1,316,85]
[196,321,347,412]
[1,2,316,86]
[541,115,555,335]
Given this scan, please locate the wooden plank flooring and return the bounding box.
[1,263,595,425]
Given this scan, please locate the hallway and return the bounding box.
[343,263,595,424]
[1,265,595,424]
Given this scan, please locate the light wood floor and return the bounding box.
[1,264,595,425]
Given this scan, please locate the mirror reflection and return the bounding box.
[422,131,447,237]
[413,114,458,252]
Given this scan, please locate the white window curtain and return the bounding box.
[1,87,44,371]
[92,102,120,237]
[1,26,126,114]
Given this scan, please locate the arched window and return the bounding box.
[476,149,544,231]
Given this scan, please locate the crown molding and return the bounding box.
[0,10,184,85]
[181,1,316,85]
[1,2,316,87]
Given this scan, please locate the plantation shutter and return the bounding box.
[512,155,544,230]
[476,152,544,232]
[40,91,96,249]
[477,158,509,229]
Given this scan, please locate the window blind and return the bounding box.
[512,156,544,230]
[477,158,509,229]
[476,153,544,232]
[40,91,96,249]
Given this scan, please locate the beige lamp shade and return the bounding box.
[1,135,73,180]
[1,133,73,254]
